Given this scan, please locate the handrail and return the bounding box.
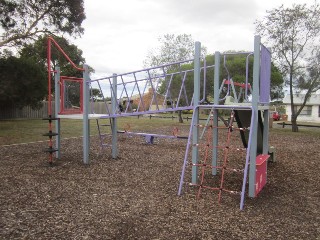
[47,37,84,71]
[47,36,84,116]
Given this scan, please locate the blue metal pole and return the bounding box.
[192,41,201,184]
[83,64,90,164]
[212,52,220,175]
[111,73,118,159]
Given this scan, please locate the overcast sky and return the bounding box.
[73,0,314,77]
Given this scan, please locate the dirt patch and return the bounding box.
[0,129,319,239]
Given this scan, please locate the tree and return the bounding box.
[144,34,207,123]
[90,88,103,102]
[0,56,46,108]
[144,34,207,68]
[220,53,284,101]
[158,52,283,106]
[20,35,89,78]
[255,3,320,132]
[0,0,85,48]
[0,35,92,109]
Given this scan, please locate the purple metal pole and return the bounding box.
[176,71,188,108]
[178,108,198,195]
[162,74,174,109]
[240,107,254,210]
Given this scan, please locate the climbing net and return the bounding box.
[180,109,250,206]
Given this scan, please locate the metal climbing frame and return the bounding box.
[89,59,213,118]
[43,37,84,164]
[178,36,272,209]
[178,105,254,210]
[46,36,271,209]
[85,56,212,161]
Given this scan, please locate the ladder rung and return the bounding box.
[42,117,59,121]
[43,132,59,137]
[44,147,58,153]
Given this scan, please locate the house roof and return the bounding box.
[283,94,320,105]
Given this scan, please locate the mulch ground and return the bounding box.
[0,127,319,239]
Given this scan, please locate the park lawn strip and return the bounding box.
[1,117,319,146]
[0,117,191,146]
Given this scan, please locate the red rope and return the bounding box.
[218,111,235,203]
[193,110,245,204]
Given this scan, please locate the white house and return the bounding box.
[283,94,320,123]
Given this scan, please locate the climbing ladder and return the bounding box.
[96,118,114,150]
[42,115,59,164]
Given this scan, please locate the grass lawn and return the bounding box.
[1,116,319,145]
[0,115,191,145]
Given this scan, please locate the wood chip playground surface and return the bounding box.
[0,126,319,239]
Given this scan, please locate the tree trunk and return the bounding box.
[178,110,183,123]
[291,114,299,132]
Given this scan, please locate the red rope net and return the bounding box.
[190,110,247,204]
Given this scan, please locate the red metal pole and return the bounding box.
[47,38,53,163]
[47,38,52,116]
[45,36,85,164]
[48,37,84,71]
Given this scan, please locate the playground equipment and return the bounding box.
[44,35,272,210]
[177,37,271,210]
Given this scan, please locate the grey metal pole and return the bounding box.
[248,35,261,197]
[83,64,90,164]
[212,51,220,175]
[192,42,201,184]
[111,73,118,159]
[263,110,269,154]
[54,67,61,159]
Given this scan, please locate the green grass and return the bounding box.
[1,117,319,145]
[270,123,320,137]
[0,116,191,145]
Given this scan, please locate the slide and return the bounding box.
[234,110,263,154]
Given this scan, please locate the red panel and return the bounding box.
[255,154,269,197]
[59,76,83,114]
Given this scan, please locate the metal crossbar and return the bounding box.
[88,59,213,118]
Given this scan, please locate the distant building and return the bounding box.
[283,94,320,122]
[122,88,166,112]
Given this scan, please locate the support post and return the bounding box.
[192,41,201,184]
[54,67,61,159]
[111,73,118,159]
[83,64,90,164]
[248,35,261,197]
[263,110,269,154]
[212,51,220,175]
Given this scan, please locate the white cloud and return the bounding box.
[71,0,314,77]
